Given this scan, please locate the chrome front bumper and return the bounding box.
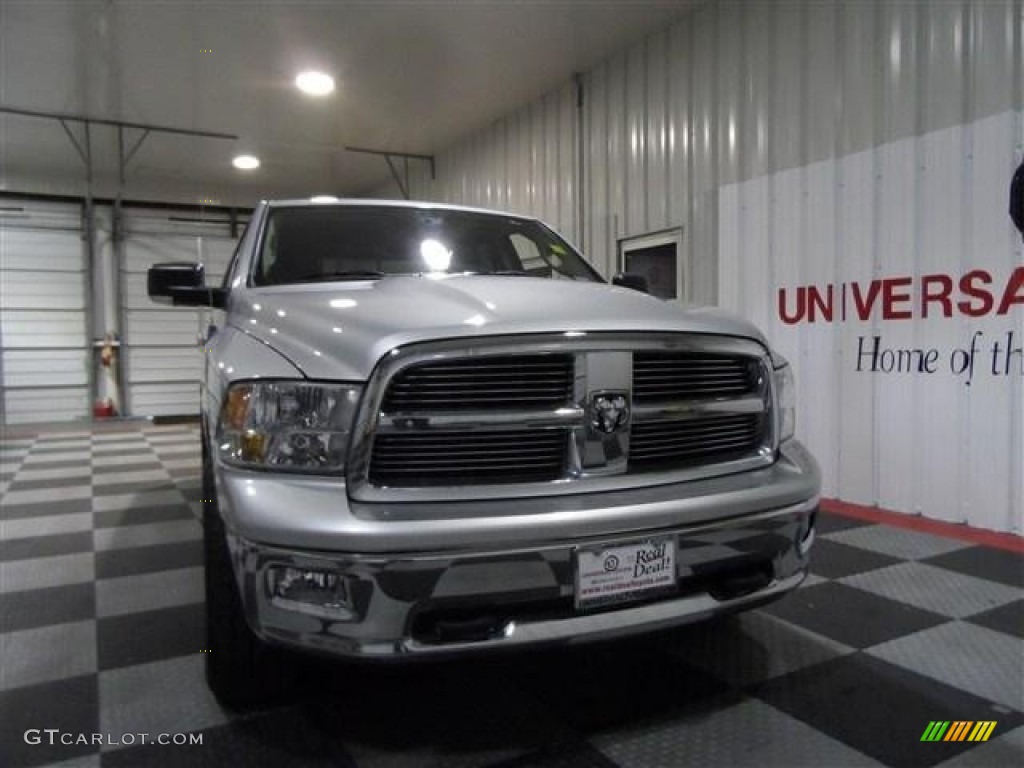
[216,442,819,659]
[230,504,814,658]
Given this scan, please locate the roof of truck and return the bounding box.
[263,197,539,220]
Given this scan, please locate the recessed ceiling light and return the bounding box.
[232,154,260,170]
[295,70,335,96]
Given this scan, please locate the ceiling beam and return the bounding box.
[0,105,238,141]
[345,145,436,199]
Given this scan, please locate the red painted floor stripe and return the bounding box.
[821,498,1024,554]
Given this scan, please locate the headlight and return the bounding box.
[217,381,361,473]
[773,360,796,444]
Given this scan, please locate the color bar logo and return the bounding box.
[921,721,997,742]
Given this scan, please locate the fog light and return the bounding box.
[266,566,354,620]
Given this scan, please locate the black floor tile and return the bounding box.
[95,539,202,579]
[179,485,203,503]
[92,479,178,497]
[0,497,92,520]
[97,603,205,670]
[28,444,89,454]
[5,476,92,493]
[761,581,949,649]
[808,538,902,579]
[91,461,162,475]
[4,459,85,473]
[0,530,94,562]
[0,582,96,633]
[965,599,1024,640]
[489,741,621,768]
[90,446,149,457]
[100,706,353,768]
[816,511,874,535]
[510,638,734,734]
[94,503,193,529]
[300,655,570,757]
[0,675,99,768]
[922,546,1024,589]
[752,653,1024,768]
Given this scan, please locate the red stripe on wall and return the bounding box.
[821,498,1024,554]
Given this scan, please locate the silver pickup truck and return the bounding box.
[148,199,819,708]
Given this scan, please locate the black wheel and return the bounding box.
[202,433,289,710]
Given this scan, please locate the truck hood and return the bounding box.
[227,275,769,381]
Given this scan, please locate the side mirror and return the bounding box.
[148,262,226,309]
[612,272,649,293]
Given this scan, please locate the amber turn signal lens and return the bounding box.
[240,430,267,462]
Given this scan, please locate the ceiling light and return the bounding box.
[232,154,260,170]
[295,70,335,96]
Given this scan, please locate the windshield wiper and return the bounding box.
[291,270,387,283]
[467,269,529,276]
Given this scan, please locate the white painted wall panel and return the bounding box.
[120,209,237,417]
[2,349,87,388]
[0,311,87,348]
[0,199,88,424]
[721,112,1022,534]
[4,388,89,425]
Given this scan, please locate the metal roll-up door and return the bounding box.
[0,199,90,425]
[120,208,244,418]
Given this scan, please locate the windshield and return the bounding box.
[252,205,601,286]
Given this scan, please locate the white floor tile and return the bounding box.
[162,457,200,471]
[0,485,92,506]
[96,566,204,617]
[93,518,200,551]
[92,489,186,513]
[8,465,93,482]
[92,469,173,486]
[826,525,971,560]
[91,454,161,468]
[2,512,93,541]
[98,655,229,750]
[0,553,95,593]
[21,452,91,466]
[0,620,97,691]
[841,562,1021,619]
[867,622,1024,712]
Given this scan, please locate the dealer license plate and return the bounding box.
[575,537,676,610]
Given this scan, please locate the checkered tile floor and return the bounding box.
[1,423,1022,767]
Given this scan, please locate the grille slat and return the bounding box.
[629,413,763,469]
[369,427,566,486]
[633,351,758,403]
[382,354,573,413]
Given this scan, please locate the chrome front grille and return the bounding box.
[382,355,573,411]
[350,334,775,501]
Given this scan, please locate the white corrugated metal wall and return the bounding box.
[377,82,582,250]
[120,208,239,418]
[0,199,90,424]
[371,0,1022,532]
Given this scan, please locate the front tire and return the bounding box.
[202,436,287,710]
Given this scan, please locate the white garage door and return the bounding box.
[120,207,243,418]
[0,199,90,425]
